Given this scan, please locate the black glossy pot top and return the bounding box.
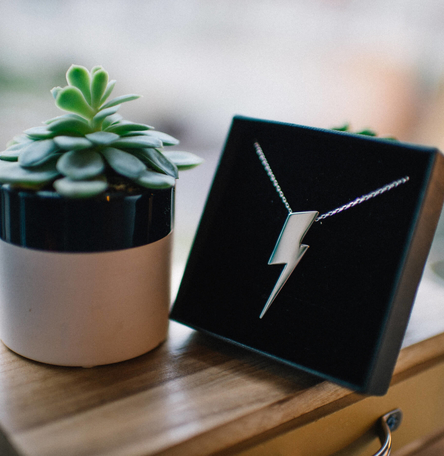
[0,185,174,252]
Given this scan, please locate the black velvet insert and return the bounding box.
[171,116,444,395]
[0,185,174,252]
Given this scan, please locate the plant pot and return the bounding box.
[0,184,174,367]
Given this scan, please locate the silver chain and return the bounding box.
[254,141,410,222]
[254,142,293,213]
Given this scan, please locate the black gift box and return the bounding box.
[170,116,444,395]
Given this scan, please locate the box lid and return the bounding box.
[170,116,444,395]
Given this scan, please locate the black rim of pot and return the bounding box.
[0,184,174,253]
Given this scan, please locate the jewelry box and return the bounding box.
[170,116,444,395]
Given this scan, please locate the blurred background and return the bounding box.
[1,0,444,295]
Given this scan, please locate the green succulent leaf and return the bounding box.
[105,121,153,135]
[1,140,37,161]
[19,139,60,168]
[55,86,95,120]
[331,124,350,132]
[47,117,93,136]
[0,157,60,185]
[101,147,146,179]
[112,135,162,149]
[92,105,121,129]
[53,176,108,198]
[135,169,176,189]
[356,129,377,137]
[162,151,204,170]
[118,131,153,137]
[0,142,29,161]
[53,136,93,151]
[6,135,32,147]
[144,130,179,146]
[44,113,90,125]
[24,126,55,140]
[101,94,140,110]
[56,150,105,180]
[102,113,123,130]
[4,141,32,152]
[99,79,116,106]
[50,87,62,99]
[0,151,20,162]
[91,69,109,109]
[85,131,120,145]
[66,65,92,105]
[131,147,179,178]
[91,65,103,75]
[331,124,396,140]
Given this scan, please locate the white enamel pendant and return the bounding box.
[260,211,318,318]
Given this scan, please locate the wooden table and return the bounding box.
[0,233,443,456]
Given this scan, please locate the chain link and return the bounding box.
[254,141,410,222]
[315,176,409,222]
[254,142,293,213]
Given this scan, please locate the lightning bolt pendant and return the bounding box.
[254,140,410,319]
[259,211,318,319]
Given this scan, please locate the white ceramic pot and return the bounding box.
[0,235,172,367]
[0,185,174,366]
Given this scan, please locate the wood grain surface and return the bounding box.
[0,233,442,456]
[0,317,441,456]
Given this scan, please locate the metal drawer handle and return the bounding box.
[373,409,403,456]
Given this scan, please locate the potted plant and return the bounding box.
[0,64,202,367]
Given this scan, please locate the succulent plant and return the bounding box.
[0,65,203,198]
[331,123,397,140]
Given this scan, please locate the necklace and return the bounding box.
[254,141,410,318]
